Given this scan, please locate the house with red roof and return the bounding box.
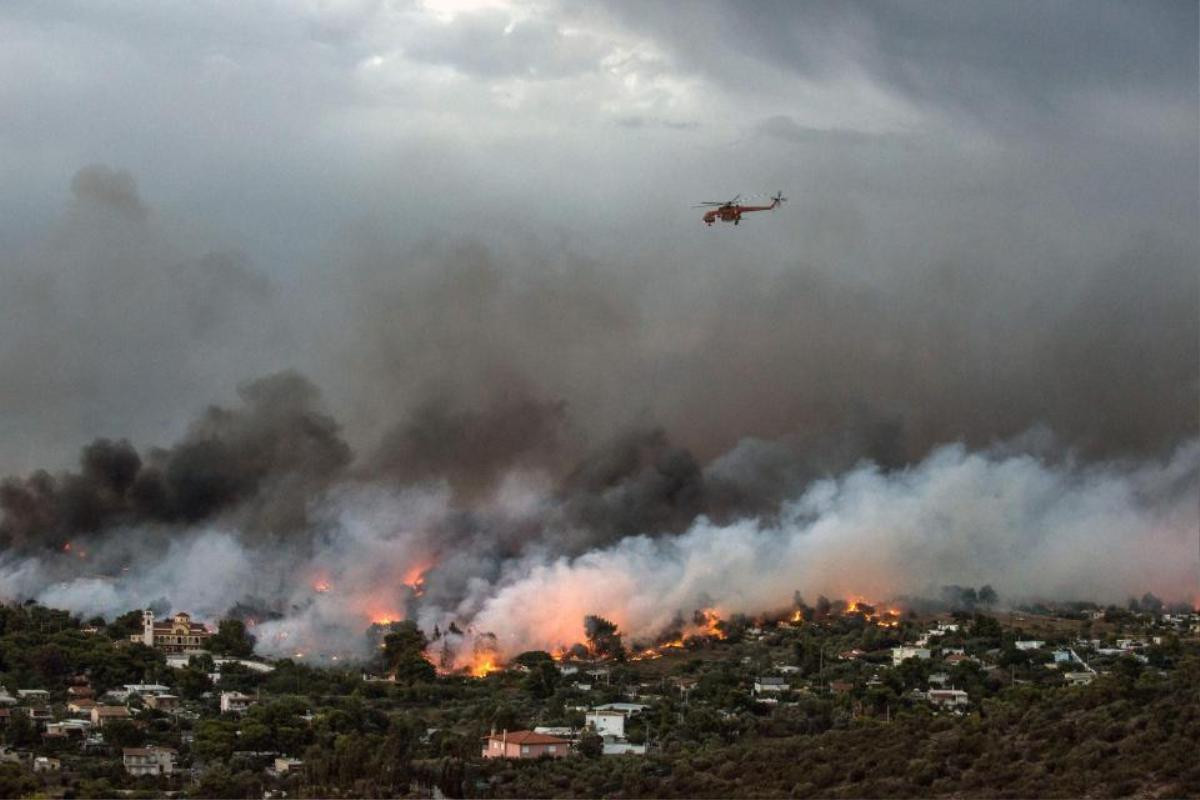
[481,730,570,759]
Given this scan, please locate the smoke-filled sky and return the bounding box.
[1,1,1196,661]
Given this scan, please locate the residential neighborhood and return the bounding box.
[0,595,1196,797]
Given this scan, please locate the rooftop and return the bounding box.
[484,730,570,745]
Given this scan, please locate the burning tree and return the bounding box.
[584,614,625,660]
[380,621,435,684]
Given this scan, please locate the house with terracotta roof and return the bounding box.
[481,730,570,759]
[67,699,97,715]
[130,610,212,653]
[123,746,176,776]
[91,705,132,727]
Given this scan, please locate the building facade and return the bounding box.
[123,746,176,776]
[130,611,212,653]
[481,730,570,759]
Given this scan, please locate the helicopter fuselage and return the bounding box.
[703,199,781,226]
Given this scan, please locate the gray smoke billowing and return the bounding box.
[0,168,1197,664]
[4,427,1196,665]
[0,371,350,553]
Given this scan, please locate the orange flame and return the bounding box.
[403,562,433,596]
[697,608,727,639]
[469,654,499,677]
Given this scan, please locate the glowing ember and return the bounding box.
[313,581,331,593]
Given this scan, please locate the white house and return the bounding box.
[272,757,303,775]
[220,691,255,714]
[1063,672,1095,686]
[123,746,176,776]
[585,709,626,739]
[892,646,931,666]
[753,677,788,695]
[1014,640,1045,651]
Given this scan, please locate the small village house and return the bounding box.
[928,689,969,708]
[144,694,181,712]
[892,646,931,666]
[272,757,303,775]
[123,746,176,776]
[44,719,91,738]
[481,730,570,759]
[91,705,132,727]
[220,691,255,714]
[67,699,97,715]
[753,676,788,695]
[585,709,626,739]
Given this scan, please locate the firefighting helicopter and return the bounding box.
[695,191,787,226]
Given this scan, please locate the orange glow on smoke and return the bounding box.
[313,580,331,594]
[61,542,87,559]
[402,562,433,596]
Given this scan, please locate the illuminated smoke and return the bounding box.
[2,433,1194,665]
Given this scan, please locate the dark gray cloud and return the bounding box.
[598,1,1197,123]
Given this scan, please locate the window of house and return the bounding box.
[547,745,556,753]
[521,746,530,754]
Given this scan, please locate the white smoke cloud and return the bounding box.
[466,439,1200,655]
